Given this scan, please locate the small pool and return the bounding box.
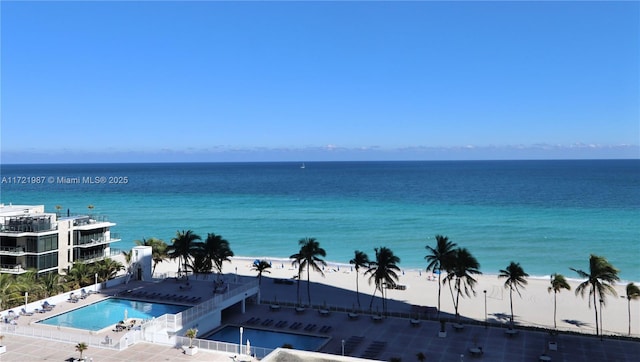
[204,325,329,352]
[38,298,189,331]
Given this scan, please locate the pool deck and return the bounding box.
[2,275,639,361]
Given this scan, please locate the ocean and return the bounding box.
[1,160,638,281]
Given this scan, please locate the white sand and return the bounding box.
[152,256,639,337]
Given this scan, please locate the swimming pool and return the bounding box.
[204,325,329,352]
[37,298,189,331]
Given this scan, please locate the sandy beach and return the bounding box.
[159,256,639,338]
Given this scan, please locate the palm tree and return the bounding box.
[121,250,132,269]
[251,260,271,285]
[625,283,640,335]
[188,252,211,274]
[425,235,457,317]
[16,269,45,302]
[444,248,481,322]
[75,342,88,360]
[0,273,18,310]
[185,328,198,349]
[203,233,234,276]
[349,250,370,309]
[166,230,202,278]
[65,262,93,289]
[499,261,529,328]
[298,237,327,306]
[40,272,66,298]
[571,254,619,337]
[547,273,571,329]
[93,258,124,282]
[366,247,401,314]
[134,237,168,274]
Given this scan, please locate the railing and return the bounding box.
[73,215,111,226]
[0,323,128,351]
[0,264,25,273]
[0,246,26,255]
[75,253,107,263]
[2,217,55,233]
[175,335,274,360]
[75,234,121,247]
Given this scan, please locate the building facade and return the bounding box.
[0,204,120,275]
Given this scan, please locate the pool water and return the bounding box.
[204,325,329,351]
[38,298,189,331]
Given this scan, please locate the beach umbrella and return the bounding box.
[124,309,128,321]
[246,339,251,356]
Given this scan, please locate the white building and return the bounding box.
[0,204,120,275]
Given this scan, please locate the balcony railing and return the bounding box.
[0,246,27,255]
[73,215,112,227]
[0,264,26,274]
[75,233,121,247]
[75,253,107,263]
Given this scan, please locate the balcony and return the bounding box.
[75,233,121,248]
[0,218,56,234]
[0,263,26,274]
[0,246,27,256]
[73,215,116,230]
[75,253,107,264]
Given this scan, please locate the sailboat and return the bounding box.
[300,163,306,169]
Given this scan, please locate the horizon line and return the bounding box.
[2,158,639,166]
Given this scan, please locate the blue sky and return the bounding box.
[1,1,638,163]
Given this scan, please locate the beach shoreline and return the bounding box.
[151,256,639,338]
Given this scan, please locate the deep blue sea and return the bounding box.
[1,160,638,281]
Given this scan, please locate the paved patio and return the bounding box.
[1,274,639,361]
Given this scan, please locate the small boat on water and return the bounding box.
[300,163,306,169]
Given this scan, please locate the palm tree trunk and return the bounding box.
[592,284,599,336]
[628,299,631,335]
[454,279,461,322]
[383,286,387,315]
[356,272,361,308]
[307,267,311,306]
[448,278,456,314]
[509,286,514,327]
[553,291,558,329]
[437,269,442,317]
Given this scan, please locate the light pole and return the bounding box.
[341,339,345,356]
[483,290,487,328]
[25,291,28,311]
[239,326,243,355]
[95,273,98,293]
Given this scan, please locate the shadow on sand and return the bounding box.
[258,274,466,322]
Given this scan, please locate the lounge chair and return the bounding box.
[341,336,364,355]
[362,341,387,359]
[20,308,34,316]
[42,302,54,311]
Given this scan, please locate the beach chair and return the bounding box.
[80,289,88,299]
[20,308,34,316]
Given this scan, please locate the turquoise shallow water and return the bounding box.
[1,160,638,281]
